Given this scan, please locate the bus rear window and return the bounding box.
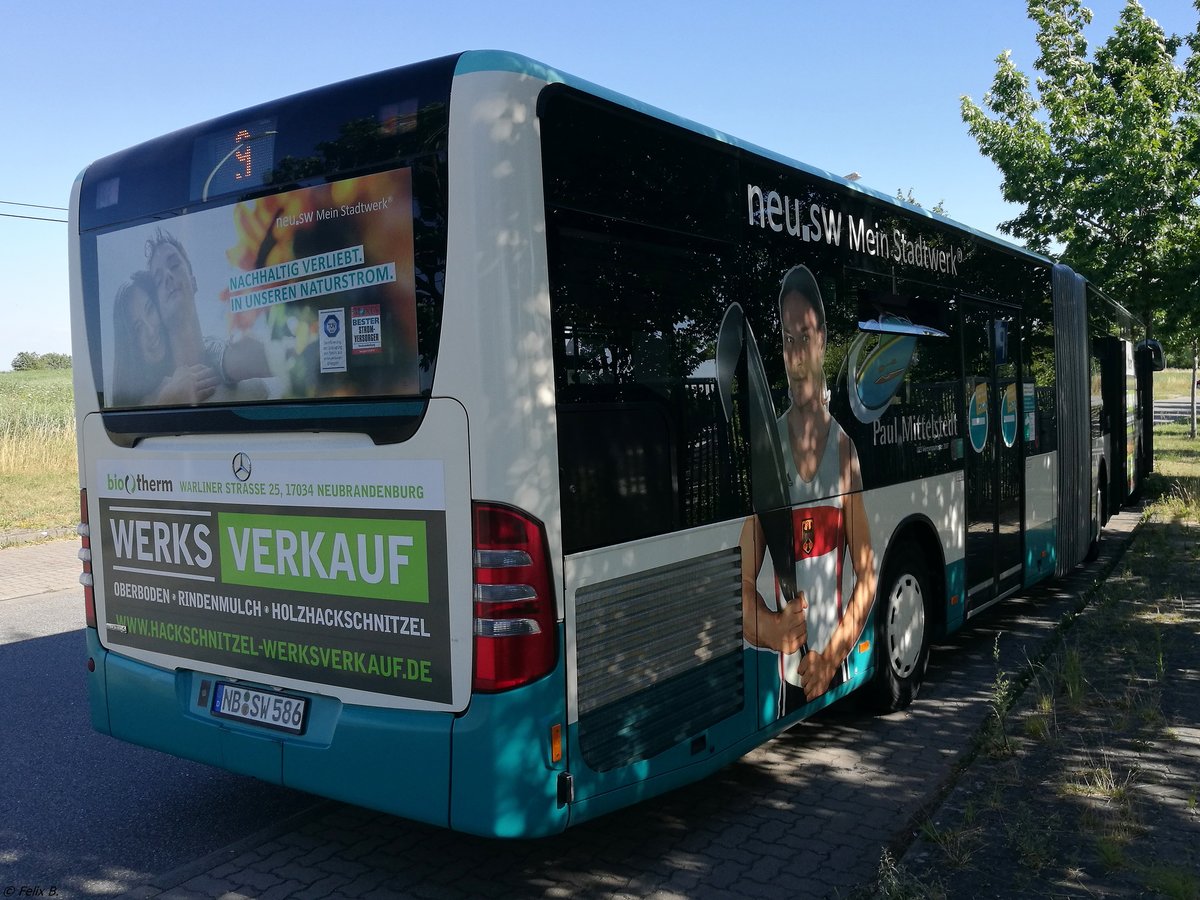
[95,169,420,409]
[78,56,455,416]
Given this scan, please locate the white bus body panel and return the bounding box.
[865,472,965,571]
[1026,450,1057,531]
[68,172,96,467]
[562,518,747,728]
[441,67,565,610]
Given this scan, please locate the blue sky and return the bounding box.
[2,0,1194,371]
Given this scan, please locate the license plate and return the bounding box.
[211,682,307,735]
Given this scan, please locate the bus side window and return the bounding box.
[557,395,678,551]
[1024,294,1058,454]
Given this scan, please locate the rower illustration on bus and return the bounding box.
[718,265,947,719]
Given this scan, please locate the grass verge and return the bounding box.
[0,369,77,538]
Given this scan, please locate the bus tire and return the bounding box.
[1130,441,1143,502]
[869,542,930,713]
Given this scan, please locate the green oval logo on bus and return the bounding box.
[1001,383,1019,448]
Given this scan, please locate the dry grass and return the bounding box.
[0,369,77,535]
[1146,424,1200,526]
[1154,368,1198,400]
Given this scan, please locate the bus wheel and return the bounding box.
[1131,442,1143,502]
[869,543,930,713]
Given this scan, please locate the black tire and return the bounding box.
[1130,441,1143,503]
[868,542,931,713]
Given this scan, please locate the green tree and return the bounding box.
[11,351,41,371]
[1166,7,1200,435]
[961,0,1200,337]
[9,351,71,371]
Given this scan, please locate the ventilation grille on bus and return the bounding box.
[574,547,743,773]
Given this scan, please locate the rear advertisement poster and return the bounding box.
[96,168,419,409]
[94,454,451,704]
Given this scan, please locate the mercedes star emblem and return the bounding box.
[232,452,252,482]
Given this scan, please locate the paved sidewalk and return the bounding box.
[0,538,80,601]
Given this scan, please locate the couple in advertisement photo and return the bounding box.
[102,170,419,409]
[109,228,278,407]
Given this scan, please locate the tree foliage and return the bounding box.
[894,188,949,217]
[962,0,1200,338]
[11,351,71,371]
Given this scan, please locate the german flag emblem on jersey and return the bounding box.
[792,506,843,559]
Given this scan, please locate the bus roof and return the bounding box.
[454,49,1053,269]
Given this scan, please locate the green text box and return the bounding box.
[218,512,429,603]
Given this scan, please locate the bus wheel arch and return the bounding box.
[868,521,942,713]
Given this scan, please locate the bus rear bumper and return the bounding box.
[449,645,570,838]
[88,633,454,829]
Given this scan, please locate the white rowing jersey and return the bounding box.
[775,410,852,702]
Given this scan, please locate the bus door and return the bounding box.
[961,300,1024,613]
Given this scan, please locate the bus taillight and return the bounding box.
[472,502,557,692]
[78,489,96,629]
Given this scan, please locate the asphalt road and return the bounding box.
[0,588,315,897]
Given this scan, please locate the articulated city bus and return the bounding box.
[69,51,1162,837]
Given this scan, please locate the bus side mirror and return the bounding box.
[1136,339,1165,372]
